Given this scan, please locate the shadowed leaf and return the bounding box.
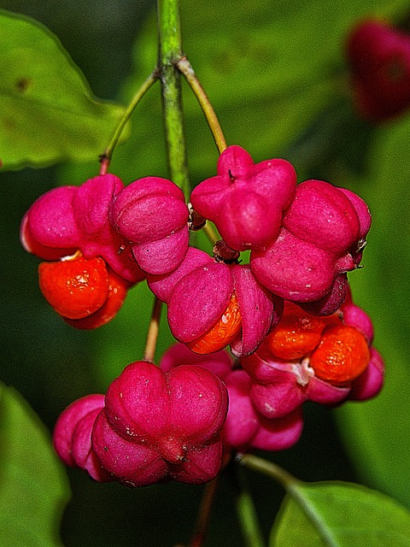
[0,383,70,546]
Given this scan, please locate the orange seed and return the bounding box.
[310,324,370,385]
[264,311,327,361]
[64,267,129,329]
[186,292,242,354]
[38,256,109,320]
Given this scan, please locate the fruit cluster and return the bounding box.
[22,144,384,486]
[52,294,383,486]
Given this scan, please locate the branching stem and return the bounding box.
[177,57,227,154]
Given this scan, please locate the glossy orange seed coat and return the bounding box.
[64,268,129,329]
[310,324,370,385]
[264,312,327,360]
[38,256,109,320]
[186,292,242,354]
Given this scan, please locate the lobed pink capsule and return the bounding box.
[251,179,371,312]
[53,394,111,482]
[159,343,303,453]
[109,176,189,275]
[92,360,228,486]
[191,145,296,251]
[149,248,282,357]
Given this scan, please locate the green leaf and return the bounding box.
[0,383,70,546]
[335,115,410,508]
[270,481,410,546]
[0,10,126,170]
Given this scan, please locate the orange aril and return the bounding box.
[310,324,370,385]
[64,267,129,329]
[264,307,327,361]
[38,256,109,320]
[186,292,242,354]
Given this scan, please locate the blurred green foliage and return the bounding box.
[0,383,69,547]
[336,116,410,508]
[1,0,410,545]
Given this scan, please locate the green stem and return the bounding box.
[238,453,301,491]
[100,70,159,175]
[177,57,227,154]
[238,454,339,546]
[203,222,219,246]
[231,462,266,547]
[157,0,190,199]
